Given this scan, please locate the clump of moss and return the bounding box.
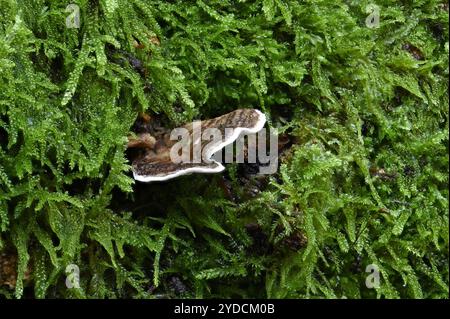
[0,0,448,298]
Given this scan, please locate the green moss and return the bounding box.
[0,0,448,298]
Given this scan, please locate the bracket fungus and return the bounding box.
[127,109,266,182]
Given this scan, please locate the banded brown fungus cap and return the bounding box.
[130,109,266,182]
